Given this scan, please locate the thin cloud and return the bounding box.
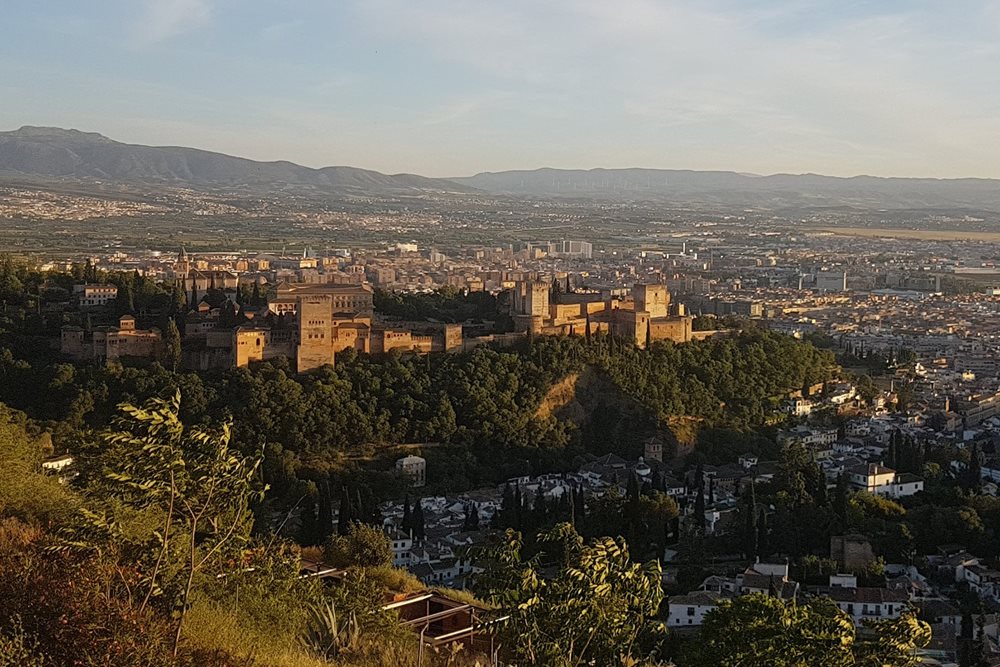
[131,0,212,45]
[350,0,1000,177]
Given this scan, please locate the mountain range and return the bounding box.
[452,168,1000,211]
[0,126,474,196]
[3,126,1000,211]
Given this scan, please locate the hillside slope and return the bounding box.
[452,167,1000,210]
[537,366,698,459]
[0,126,477,195]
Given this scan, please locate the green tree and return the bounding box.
[323,522,393,569]
[0,404,75,524]
[160,319,182,372]
[67,392,265,656]
[691,593,930,667]
[411,498,425,540]
[115,281,135,316]
[477,524,665,666]
[854,374,879,404]
[636,491,679,559]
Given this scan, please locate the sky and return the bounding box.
[2,0,1000,178]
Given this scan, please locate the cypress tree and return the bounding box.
[627,472,641,506]
[412,498,425,540]
[170,282,188,317]
[317,480,333,543]
[651,470,664,492]
[913,441,925,474]
[299,484,320,546]
[813,468,828,506]
[834,472,849,526]
[514,484,523,531]
[356,488,366,525]
[299,493,319,546]
[959,623,970,667]
[162,319,182,372]
[464,503,480,531]
[497,483,515,529]
[967,443,982,492]
[532,491,548,529]
[694,484,706,533]
[116,282,135,316]
[337,485,352,535]
[402,495,412,535]
[746,479,759,561]
[364,486,381,526]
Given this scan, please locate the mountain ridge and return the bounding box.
[0,126,477,195]
[450,167,1000,210]
[4,126,1000,210]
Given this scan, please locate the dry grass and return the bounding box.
[300,545,324,563]
[328,639,489,667]
[429,586,491,609]
[362,565,426,594]
[183,598,328,667]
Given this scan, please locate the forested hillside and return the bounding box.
[0,331,835,497]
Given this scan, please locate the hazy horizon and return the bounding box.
[4,1,1000,179]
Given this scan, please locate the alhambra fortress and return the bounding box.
[62,249,699,372]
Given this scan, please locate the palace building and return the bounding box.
[511,281,693,347]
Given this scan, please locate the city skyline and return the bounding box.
[4,0,1000,179]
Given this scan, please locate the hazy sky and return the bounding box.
[3,0,1000,177]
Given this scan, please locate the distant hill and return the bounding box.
[0,126,476,195]
[5,127,1000,210]
[452,167,1000,211]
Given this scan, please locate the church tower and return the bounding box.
[174,246,191,279]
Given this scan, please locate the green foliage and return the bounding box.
[324,522,394,569]
[373,286,512,327]
[57,392,266,655]
[600,330,835,426]
[300,600,363,660]
[477,524,665,666]
[161,319,182,372]
[0,616,46,667]
[854,374,880,403]
[692,314,749,331]
[689,593,930,667]
[0,326,833,495]
[0,403,76,524]
[0,518,179,667]
[849,491,906,523]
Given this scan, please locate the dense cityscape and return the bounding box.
[4,175,1000,665]
[6,1,1000,665]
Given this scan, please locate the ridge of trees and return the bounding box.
[0,330,835,510]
